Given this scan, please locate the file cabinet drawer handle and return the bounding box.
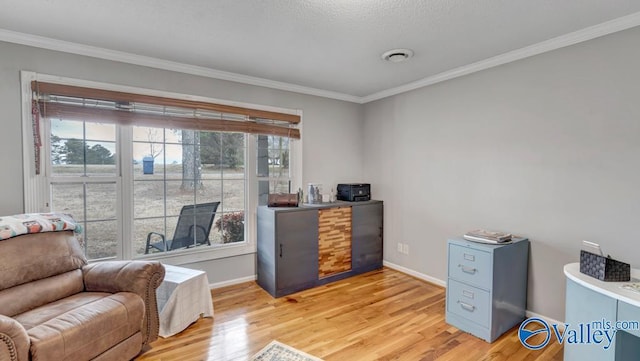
[458,264,477,274]
[458,300,476,312]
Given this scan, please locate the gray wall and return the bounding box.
[363,26,640,321]
[0,40,363,284]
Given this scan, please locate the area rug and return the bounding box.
[250,340,324,361]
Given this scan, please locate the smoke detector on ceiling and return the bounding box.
[381,48,414,63]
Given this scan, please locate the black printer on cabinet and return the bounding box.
[337,183,371,202]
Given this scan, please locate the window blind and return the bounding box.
[32,81,301,139]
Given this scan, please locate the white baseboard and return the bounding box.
[525,310,565,329]
[209,275,256,289]
[383,261,566,325]
[383,260,447,287]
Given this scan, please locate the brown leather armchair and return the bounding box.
[0,231,165,361]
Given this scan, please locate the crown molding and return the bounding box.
[0,28,362,103]
[360,11,640,103]
[2,11,640,105]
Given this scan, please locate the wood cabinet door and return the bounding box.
[318,207,352,278]
[352,203,383,271]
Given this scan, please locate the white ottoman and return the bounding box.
[156,264,214,337]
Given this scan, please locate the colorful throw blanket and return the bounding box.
[0,213,82,241]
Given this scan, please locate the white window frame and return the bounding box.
[21,71,302,265]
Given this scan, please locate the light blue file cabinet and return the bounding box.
[445,237,529,342]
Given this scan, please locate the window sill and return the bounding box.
[134,241,256,266]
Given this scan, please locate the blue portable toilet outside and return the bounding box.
[142,156,154,174]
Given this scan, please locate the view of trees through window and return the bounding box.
[132,126,246,257]
[48,119,253,259]
[49,119,118,259]
[51,136,115,165]
[258,134,291,205]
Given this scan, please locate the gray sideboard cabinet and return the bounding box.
[445,236,529,342]
[257,201,384,298]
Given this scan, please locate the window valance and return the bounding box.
[31,81,301,139]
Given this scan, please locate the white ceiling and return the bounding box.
[1,0,640,102]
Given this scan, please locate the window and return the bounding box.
[257,135,292,205]
[131,127,246,256]
[23,73,301,261]
[49,118,119,259]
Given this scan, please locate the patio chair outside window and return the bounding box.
[145,202,220,254]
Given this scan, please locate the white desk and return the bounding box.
[564,263,640,361]
[156,264,214,337]
[565,263,640,307]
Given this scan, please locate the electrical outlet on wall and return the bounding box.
[396,242,409,254]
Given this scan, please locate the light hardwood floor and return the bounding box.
[136,267,563,360]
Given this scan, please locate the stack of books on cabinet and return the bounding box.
[463,229,511,244]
